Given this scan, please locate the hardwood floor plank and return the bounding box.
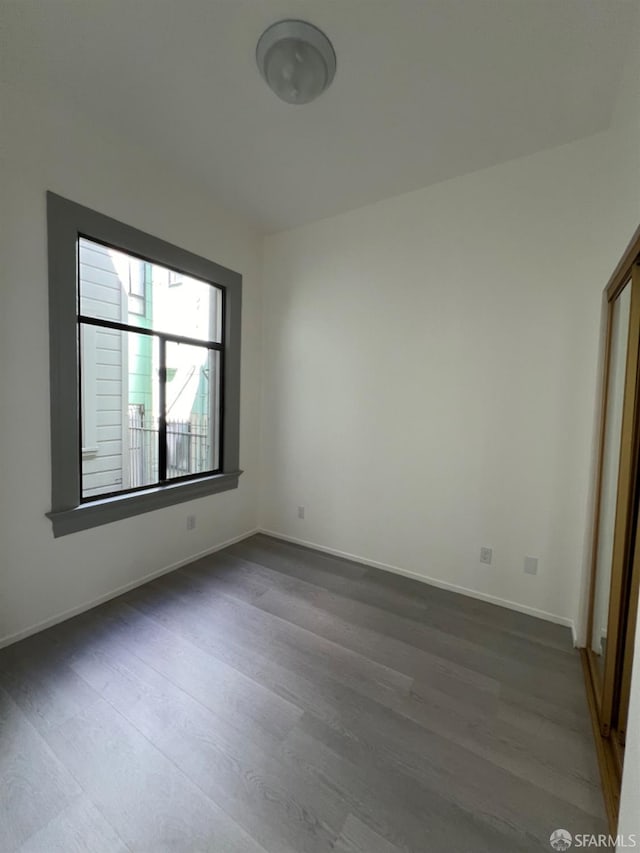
[281,717,538,853]
[56,597,303,745]
[231,535,368,584]
[0,534,605,853]
[188,545,579,727]
[64,629,346,853]
[399,678,604,816]
[0,687,82,853]
[296,702,607,846]
[360,563,572,650]
[227,540,429,622]
[120,590,410,746]
[498,682,596,734]
[181,552,274,605]
[42,696,269,853]
[144,579,598,821]
[175,565,413,694]
[253,583,586,711]
[17,796,130,853]
[198,545,573,675]
[126,551,603,816]
[0,639,100,734]
[125,570,412,708]
[246,535,572,651]
[333,814,404,853]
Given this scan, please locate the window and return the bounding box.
[46,193,243,537]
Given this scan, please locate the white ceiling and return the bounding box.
[3,0,636,231]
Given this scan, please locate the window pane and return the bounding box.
[79,237,222,342]
[151,267,222,343]
[80,324,160,499]
[165,342,220,478]
[79,238,135,325]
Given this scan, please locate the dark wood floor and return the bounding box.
[0,534,606,852]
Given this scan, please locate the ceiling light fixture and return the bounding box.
[256,20,336,105]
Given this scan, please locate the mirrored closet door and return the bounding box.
[590,279,632,687]
[585,231,640,830]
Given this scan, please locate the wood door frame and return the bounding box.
[619,538,640,743]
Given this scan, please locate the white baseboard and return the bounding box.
[0,528,259,650]
[259,528,575,630]
[2,525,576,650]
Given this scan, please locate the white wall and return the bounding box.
[0,82,263,645]
[259,130,636,629]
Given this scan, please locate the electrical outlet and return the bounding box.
[480,547,492,565]
[524,556,538,575]
[297,506,305,519]
[186,514,196,531]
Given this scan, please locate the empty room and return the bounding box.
[1,1,640,851]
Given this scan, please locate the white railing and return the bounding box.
[128,405,210,486]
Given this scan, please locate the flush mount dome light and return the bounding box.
[256,20,336,105]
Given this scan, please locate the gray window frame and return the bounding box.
[46,192,242,537]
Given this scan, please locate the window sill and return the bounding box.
[47,470,242,537]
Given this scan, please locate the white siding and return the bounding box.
[79,240,126,498]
